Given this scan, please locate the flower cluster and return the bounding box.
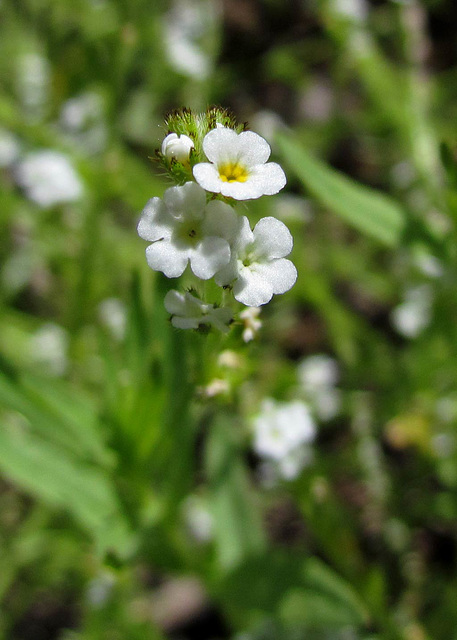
[137,108,297,336]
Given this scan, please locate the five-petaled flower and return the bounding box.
[215,216,297,307]
[193,126,286,200]
[165,290,233,332]
[137,182,237,279]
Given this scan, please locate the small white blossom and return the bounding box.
[17,53,50,120]
[330,0,368,22]
[0,129,20,168]
[391,285,432,339]
[138,182,237,279]
[253,399,316,480]
[98,298,126,341]
[30,323,69,376]
[240,307,262,342]
[182,495,213,543]
[298,354,341,421]
[199,378,230,398]
[298,354,339,391]
[59,91,106,155]
[15,150,83,207]
[193,126,286,200]
[215,216,297,306]
[161,132,194,164]
[164,289,233,332]
[163,0,219,79]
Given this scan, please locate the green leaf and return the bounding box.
[0,370,112,467]
[279,558,369,628]
[218,552,368,630]
[206,415,266,571]
[0,426,133,557]
[276,133,406,246]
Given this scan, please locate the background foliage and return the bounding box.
[1,1,457,639]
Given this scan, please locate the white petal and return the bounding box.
[145,240,189,277]
[193,163,223,194]
[236,130,271,165]
[233,267,274,307]
[190,237,231,280]
[250,163,286,195]
[161,133,178,155]
[164,289,186,315]
[171,316,200,330]
[209,307,233,333]
[253,217,293,259]
[164,181,206,219]
[234,215,254,252]
[137,198,172,241]
[202,127,240,164]
[255,259,298,295]
[214,256,239,287]
[203,200,239,243]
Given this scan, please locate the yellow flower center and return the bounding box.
[218,162,249,183]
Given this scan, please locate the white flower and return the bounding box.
[240,307,262,342]
[59,91,106,155]
[193,126,286,200]
[161,132,194,164]
[390,285,432,339]
[298,354,339,391]
[15,150,83,207]
[163,0,219,79]
[298,354,341,421]
[215,216,297,306]
[30,323,69,376]
[253,398,316,469]
[182,495,213,543]
[17,53,50,120]
[164,289,233,332]
[98,298,126,341]
[0,129,20,168]
[137,182,237,279]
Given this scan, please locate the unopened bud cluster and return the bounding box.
[137,107,297,336]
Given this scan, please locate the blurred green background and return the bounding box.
[1,0,457,639]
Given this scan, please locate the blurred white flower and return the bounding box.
[182,495,213,543]
[17,53,50,120]
[391,285,433,338]
[330,0,368,22]
[199,378,230,398]
[59,91,106,155]
[215,216,297,307]
[275,194,313,223]
[163,0,220,79]
[193,127,286,200]
[30,323,69,376]
[298,354,341,421]
[253,399,316,481]
[15,150,83,207]
[86,572,116,608]
[298,354,339,390]
[162,132,194,164]
[300,77,334,123]
[98,298,126,341]
[164,290,233,333]
[240,307,262,342]
[138,182,237,280]
[250,110,285,141]
[0,129,20,168]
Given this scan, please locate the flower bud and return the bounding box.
[161,132,194,164]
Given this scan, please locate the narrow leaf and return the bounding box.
[276,133,406,246]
